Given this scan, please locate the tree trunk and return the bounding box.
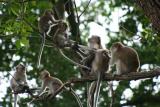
[136,0,160,32]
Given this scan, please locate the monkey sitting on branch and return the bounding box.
[109,42,140,75]
[32,70,83,107]
[80,35,103,77]
[10,64,29,107]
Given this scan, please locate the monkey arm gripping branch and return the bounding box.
[68,68,160,83]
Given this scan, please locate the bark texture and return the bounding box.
[136,0,160,32]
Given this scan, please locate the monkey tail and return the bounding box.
[93,72,102,107]
[37,33,45,68]
[69,88,83,107]
[14,94,17,107]
[88,82,96,107]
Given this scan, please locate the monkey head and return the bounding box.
[58,21,68,32]
[40,70,50,80]
[16,64,26,73]
[88,35,102,49]
[44,9,54,17]
[110,42,124,53]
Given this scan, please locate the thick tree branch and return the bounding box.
[68,68,160,83]
[27,68,160,102]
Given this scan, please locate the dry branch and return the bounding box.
[69,68,160,83]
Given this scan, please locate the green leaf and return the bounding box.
[21,37,29,47]
[15,39,21,49]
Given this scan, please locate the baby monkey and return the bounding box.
[37,70,83,107]
[10,64,28,107]
[110,42,140,75]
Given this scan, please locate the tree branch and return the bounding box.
[68,68,160,83]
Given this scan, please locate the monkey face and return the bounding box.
[16,64,26,73]
[88,37,100,44]
[40,70,50,79]
[110,42,121,53]
[88,43,99,49]
[88,36,101,49]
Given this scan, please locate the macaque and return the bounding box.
[81,35,103,77]
[38,10,59,36]
[51,21,69,48]
[110,42,140,75]
[88,49,110,107]
[38,70,83,107]
[37,9,59,68]
[10,64,28,107]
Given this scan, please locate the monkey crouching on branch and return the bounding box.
[37,70,83,107]
[110,42,140,75]
[38,70,63,96]
[88,49,110,107]
[10,64,28,107]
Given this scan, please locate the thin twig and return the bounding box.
[78,0,92,18]
[73,0,81,39]
[73,0,80,24]
[59,49,91,70]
